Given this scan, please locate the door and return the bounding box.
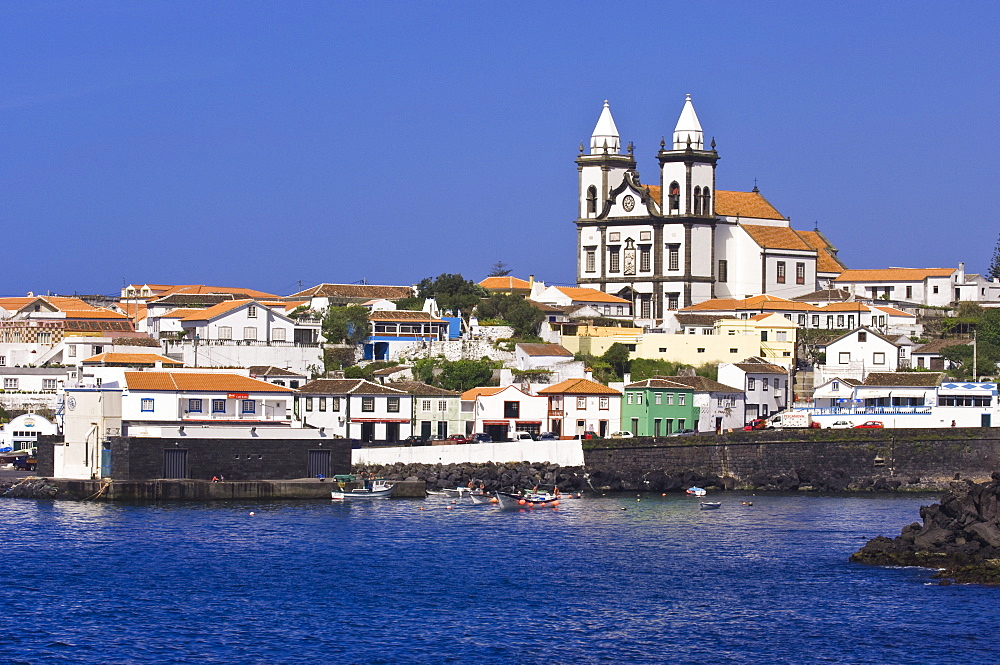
[653,419,661,437]
[630,418,639,435]
[599,420,608,438]
[716,416,723,433]
[983,414,992,428]
[361,423,375,443]
[437,421,448,439]
[421,421,432,440]
[385,422,399,442]
[100,444,112,478]
[308,449,330,478]
[163,449,187,479]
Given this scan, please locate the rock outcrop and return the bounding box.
[852,472,1000,584]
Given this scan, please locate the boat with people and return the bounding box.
[495,490,562,510]
[331,479,395,500]
[699,501,722,510]
[686,487,707,497]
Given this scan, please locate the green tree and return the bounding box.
[438,359,497,392]
[475,294,545,338]
[601,343,631,380]
[416,274,486,316]
[487,261,512,277]
[989,233,1000,281]
[322,305,371,345]
[630,358,689,381]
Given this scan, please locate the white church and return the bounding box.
[575,95,845,322]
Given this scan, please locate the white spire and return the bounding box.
[590,100,620,154]
[672,94,704,150]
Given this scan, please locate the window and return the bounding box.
[702,187,711,214]
[748,377,756,390]
[762,380,769,391]
[362,397,375,412]
[906,286,913,299]
[3,378,17,390]
[811,315,819,328]
[188,399,202,413]
[636,393,643,404]
[577,396,587,409]
[839,352,851,364]
[666,393,674,405]
[730,348,738,353]
[775,331,787,342]
[212,399,226,413]
[503,401,520,418]
[761,331,768,342]
[933,285,939,294]
[218,326,232,340]
[247,305,257,318]
[693,186,702,215]
[586,250,596,273]
[599,397,609,410]
[587,186,597,214]
[331,397,340,411]
[718,259,728,282]
[678,394,686,406]
[244,327,257,340]
[609,232,620,242]
[847,315,855,328]
[242,400,255,414]
[667,294,679,311]
[640,247,651,272]
[858,332,867,342]
[697,347,706,353]
[655,393,662,405]
[387,397,400,412]
[798,314,806,326]
[669,181,680,210]
[305,397,313,412]
[609,248,620,273]
[37,331,51,344]
[796,262,805,285]
[319,397,327,411]
[641,298,651,319]
[873,352,886,365]
[627,392,634,405]
[668,245,680,271]
[437,400,448,412]
[422,400,432,411]
[141,398,154,412]
[272,327,286,341]
[774,378,780,389]
[837,315,844,328]
[43,378,58,390]
[616,305,624,316]
[776,262,786,284]
[826,316,834,329]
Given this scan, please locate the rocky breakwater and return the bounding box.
[852,473,1000,584]
[2,477,64,499]
[359,462,591,492]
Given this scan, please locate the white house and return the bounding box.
[461,385,548,441]
[294,378,412,443]
[664,376,746,433]
[810,377,862,410]
[537,378,621,438]
[0,413,59,453]
[817,328,912,383]
[532,286,633,319]
[0,367,67,413]
[717,357,789,422]
[834,268,956,307]
[391,381,466,440]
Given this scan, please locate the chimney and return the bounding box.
[957,262,965,284]
[528,275,535,290]
[327,370,345,379]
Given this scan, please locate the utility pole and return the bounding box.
[973,329,978,380]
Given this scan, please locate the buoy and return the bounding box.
[551,500,559,506]
[419,507,425,511]
[249,512,255,516]
[490,497,498,504]
[620,507,627,511]
[446,506,453,510]
[518,499,526,505]
[636,498,641,502]
[662,493,667,496]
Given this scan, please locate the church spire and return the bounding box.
[590,100,621,154]
[672,94,703,150]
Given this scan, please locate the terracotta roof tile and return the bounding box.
[862,372,945,387]
[479,276,532,291]
[369,310,444,322]
[637,375,743,393]
[871,306,915,318]
[796,230,847,274]
[537,379,620,395]
[740,224,812,251]
[913,339,970,355]
[792,289,852,302]
[835,268,955,282]
[83,353,183,366]
[517,343,573,357]
[179,300,261,322]
[715,190,784,220]
[817,302,870,312]
[461,386,507,400]
[289,284,415,300]
[554,287,631,304]
[124,372,294,392]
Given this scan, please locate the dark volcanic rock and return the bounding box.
[852,473,1000,584]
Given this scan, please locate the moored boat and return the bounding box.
[495,491,561,510]
[331,479,394,500]
[699,501,722,510]
[686,486,707,497]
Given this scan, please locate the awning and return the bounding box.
[350,418,410,423]
[890,390,931,398]
[515,421,542,425]
[854,389,889,399]
[482,420,509,425]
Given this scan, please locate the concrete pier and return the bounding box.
[26,478,426,501]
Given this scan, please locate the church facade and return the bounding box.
[575,96,844,323]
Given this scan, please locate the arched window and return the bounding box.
[586,186,598,215]
[693,186,702,215]
[702,187,711,215]
[669,182,680,211]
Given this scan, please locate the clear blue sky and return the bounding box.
[3,1,998,297]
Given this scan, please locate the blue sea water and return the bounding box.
[0,492,997,664]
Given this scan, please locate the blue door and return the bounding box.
[983,414,991,428]
[100,446,112,478]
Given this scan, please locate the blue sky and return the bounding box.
[3,1,999,297]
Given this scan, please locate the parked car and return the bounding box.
[828,421,854,429]
[743,418,767,431]
[471,433,492,443]
[402,435,428,445]
[535,432,557,441]
[13,455,37,471]
[670,429,698,437]
[572,431,599,440]
[608,431,634,439]
[854,421,884,429]
[446,434,471,445]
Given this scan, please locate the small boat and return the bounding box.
[331,479,394,499]
[495,491,560,510]
[442,486,473,498]
[470,492,495,505]
[699,501,722,510]
[686,487,707,497]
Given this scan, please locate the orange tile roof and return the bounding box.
[460,386,507,400]
[517,343,573,357]
[83,353,183,366]
[0,297,34,311]
[179,300,255,321]
[835,268,955,282]
[646,185,662,205]
[153,285,279,299]
[537,379,621,395]
[159,308,205,319]
[118,302,148,322]
[369,310,444,322]
[684,296,819,312]
[715,190,784,220]
[817,302,870,312]
[62,309,128,320]
[479,276,532,290]
[740,224,812,251]
[124,371,294,393]
[796,230,847,274]
[871,305,915,317]
[555,287,631,304]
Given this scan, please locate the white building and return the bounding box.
[537,378,621,438]
[461,385,548,441]
[575,96,843,321]
[817,328,913,383]
[834,268,956,307]
[0,413,59,453]
[294,378,412,442]
[717,357,790,422]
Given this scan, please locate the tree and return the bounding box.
[322,305,371,345]
[475,294,545,338]
[487,261,512,277]
[601,343,631,380]
[438,359,497,392]
[415,274,486,316]
[989,232,1000,281]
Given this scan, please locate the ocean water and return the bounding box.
[0,492,997,664]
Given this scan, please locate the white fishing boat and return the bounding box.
[331,479,394,500]
[699,501,722,510]
[686,486,707,497]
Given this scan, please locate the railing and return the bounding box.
[164,338,320,348]
[795,406,932,415]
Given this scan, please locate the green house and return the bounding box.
[621,378,699,436]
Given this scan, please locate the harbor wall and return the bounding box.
[353,439,585,467]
